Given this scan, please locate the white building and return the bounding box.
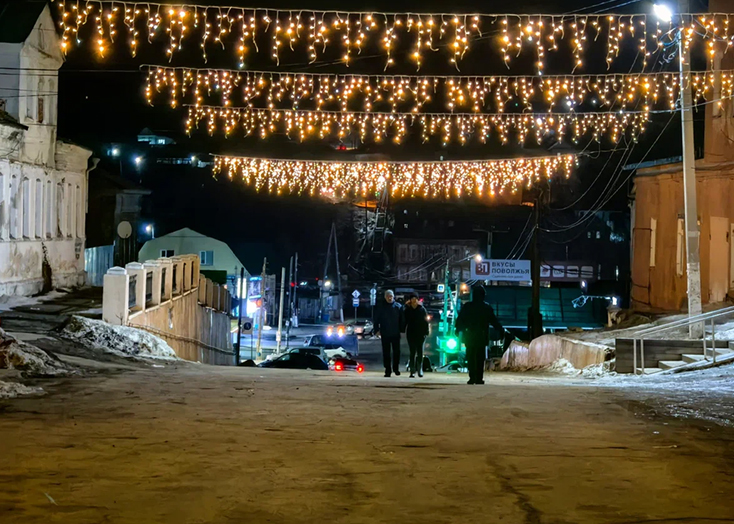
[0,3,92,295]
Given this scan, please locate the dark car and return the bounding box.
[257,352,329,370]
[329,356,364,373]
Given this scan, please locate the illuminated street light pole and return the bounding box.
[655,2,702,337]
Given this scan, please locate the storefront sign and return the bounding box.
[471,259,531,281]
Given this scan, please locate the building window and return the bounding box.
[650,217,657,268]
[595,231,601,239]
[37,97,44,124]
[398,244,408,263]
[34,179,43,238]
[676,218,685,276]
[409,244,418,262]
[161,249,174,257]
[200,250,214,266]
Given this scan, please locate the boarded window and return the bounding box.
[75,185,82,238]
[676,218,685,276]
[650,218,657,268]
[66,182,73,237]
[37,97,44,124]
[56,182,63,237]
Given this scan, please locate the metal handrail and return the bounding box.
[633,306,734,375]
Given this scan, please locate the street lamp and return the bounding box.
[324,280,332,289]
[474,253,483,263]
[145,224,155,239]
[653,1,702,337]
[134,155,143,167]
[653,3,672,22]
[110,147,120,157]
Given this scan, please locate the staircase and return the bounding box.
[621,305,734,375]
[655,342,734,372]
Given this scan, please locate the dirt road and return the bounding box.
[2,365,733,524]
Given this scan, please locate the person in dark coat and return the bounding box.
[374,289,405,377]
[455,285,510,385]
[404,292,429,378]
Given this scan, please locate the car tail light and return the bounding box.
[337,327,345,337]
[334,361,344,371]
[357,364,364,373]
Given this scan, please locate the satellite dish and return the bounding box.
[117,221,132,239]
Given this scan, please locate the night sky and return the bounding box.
[52,0,710,274]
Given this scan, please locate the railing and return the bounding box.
[633,306,734,375]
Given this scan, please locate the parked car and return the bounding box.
[343,318,374,338]
[287,346,329,363]
[303,333,359,357]
[329,356,365,373]
[257,352,329,370]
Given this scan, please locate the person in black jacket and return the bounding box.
[404,293,429,378]
[455,285,511,385]
[374,290,405,377]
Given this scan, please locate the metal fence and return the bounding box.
[84,245,114,287]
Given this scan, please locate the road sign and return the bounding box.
[471,259,531,281]
[352,289,361,298]
[437,283,445,293]
[241,317,254,335]
[352,297,360,307]
[369,288,376,296]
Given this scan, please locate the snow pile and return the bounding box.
[61,316,178,360]
[0,329,74,377]
[0,380,44,399]
[546,358,581,375]
[581,360,616,379]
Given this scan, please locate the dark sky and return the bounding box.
[53,0,709,273]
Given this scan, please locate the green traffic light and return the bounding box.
[446,337,458,350]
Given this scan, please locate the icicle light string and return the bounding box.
[213,154,577,198]
[187,105,650,145]
[56,2,733,72]
[145,65,734,113]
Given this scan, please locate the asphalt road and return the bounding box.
[1,363,733,524]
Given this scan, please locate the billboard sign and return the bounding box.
[471,259,531,281]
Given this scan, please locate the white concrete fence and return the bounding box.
[102,254,234,365]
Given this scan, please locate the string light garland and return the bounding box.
[213,154,577,198]
[55,1,734,72]
[146,65,734,113]
[187,105,649,145]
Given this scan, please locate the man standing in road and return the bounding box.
[374,290,404,377]
[455,286,511,385]
[404,293,429,378]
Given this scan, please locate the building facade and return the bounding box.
[0,4,92,295]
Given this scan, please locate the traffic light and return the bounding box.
[446,337,458,351]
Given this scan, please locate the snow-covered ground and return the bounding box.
[60,316,179,360]
[0,291,66,313]
[0,380,44,398]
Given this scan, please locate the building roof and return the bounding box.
[0,1,46,44]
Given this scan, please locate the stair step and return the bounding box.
[641,367,664,375]
[658,360,687,370]
[716,348,733,356]
[682,354,705,363]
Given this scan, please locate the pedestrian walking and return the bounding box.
[455,286,511,385]
[404,293,429,378]
[374,289,405,377]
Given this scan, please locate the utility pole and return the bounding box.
[677,0,703,338]
[256,257,267,359]
[234,266,245,365]
[321,227,334,323]
[441,260,450,336]
[286,255,294,350]
[333,222,345,323]
[530,197,543,340]
[293,252,299,327]
[276,266,286,354]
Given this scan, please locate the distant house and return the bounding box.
[137,128,175,147]
[138,228,249,293]
[0,2,93,295]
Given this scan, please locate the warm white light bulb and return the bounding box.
[653,4,673,23]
